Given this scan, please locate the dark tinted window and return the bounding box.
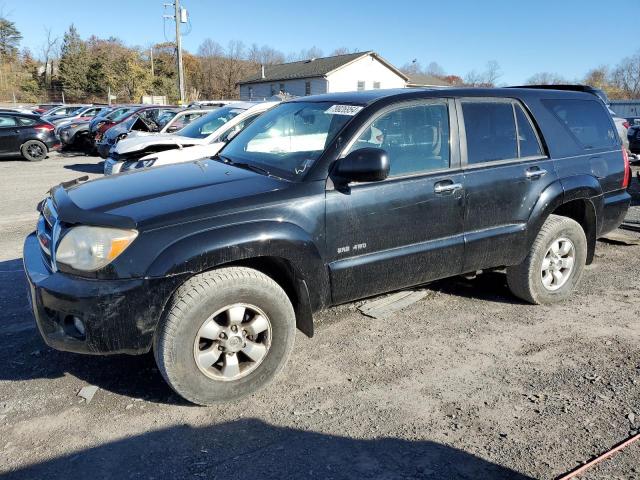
[515,105,543,157]
[349,102,450,177]
[543,99,618,150]
[0,115,17,127]
[462,102,517,164]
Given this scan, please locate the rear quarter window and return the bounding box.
[542,99,618,150]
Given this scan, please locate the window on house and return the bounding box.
[305,81,311,96]
[279,83,285,93]
[270,84,275,96]
[357,81,365,91]
[248,87,254,100]
[373,81,381,89]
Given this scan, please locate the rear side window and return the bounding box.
[462,102,517,164]
[17,117,36,126]
[515,105,543,157]
[542,99,618,150]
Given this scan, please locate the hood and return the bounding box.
[59,159,288,228]
[114,134,207,155]
[140,142,225,164]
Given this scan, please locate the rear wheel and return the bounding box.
[154,267,296,405]
[21,140,47,161]
[507,214,587,304]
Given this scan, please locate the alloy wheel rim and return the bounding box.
[193,303,272,381]
[540,237,575,291]
[28,144,44,158]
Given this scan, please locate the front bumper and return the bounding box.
[96,141,113,159]
[23,233,185,355]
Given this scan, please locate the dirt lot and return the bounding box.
[0,152,638,479]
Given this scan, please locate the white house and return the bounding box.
[238,51,410,100]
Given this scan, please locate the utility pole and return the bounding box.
[174,0,185,104]
[150,47,155,79]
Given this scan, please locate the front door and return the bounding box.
[326,99,466,304]
[457,98,558,271]
[0,115,20,155]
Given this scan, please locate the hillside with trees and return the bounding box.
[1,15,640,104]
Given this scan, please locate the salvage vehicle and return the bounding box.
[0,113,59,161]
[96,107,212,158]
[96,107,180,158]
[95,106,176,157]
[41,105,88,120]
[88,105,140,139]
[24,88,631,405]
[104,102,277,175]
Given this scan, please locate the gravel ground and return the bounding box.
[0,152,638,479]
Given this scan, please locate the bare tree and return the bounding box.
[247,43,285,66]
[39,27,58,88]
[525,72,568,85]
[611,51,640,99]
[425,61,445,77]
[484,60,501,86]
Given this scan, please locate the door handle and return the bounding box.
[525,167,547,179]
[434,182,463,194]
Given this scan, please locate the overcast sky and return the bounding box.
[4,0,635,84]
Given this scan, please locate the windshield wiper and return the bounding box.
[214,154,271,176]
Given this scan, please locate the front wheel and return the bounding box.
[154,267,296,405]
[507,214,587,304]
[21,140,47,161]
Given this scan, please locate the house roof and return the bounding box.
[406,73,451,87]
[239,51,409,85]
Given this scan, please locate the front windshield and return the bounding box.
[176,106,245,139]
[221,101,356,180]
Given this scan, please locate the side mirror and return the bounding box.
[334,147,389,183]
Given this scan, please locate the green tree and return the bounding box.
[58,24,89,101]
[0,17,22,61]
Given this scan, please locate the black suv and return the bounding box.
[23,88,631,405]
[0,113,59,161]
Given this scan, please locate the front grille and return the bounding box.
[37,198,61,271]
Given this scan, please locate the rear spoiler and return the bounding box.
[508,85,607,103]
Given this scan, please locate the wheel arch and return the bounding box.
[147,221,328,338]
[527,176,601,265]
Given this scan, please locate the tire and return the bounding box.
[21,140,47,161]
[154,267,296,405]
[507,214,587,304]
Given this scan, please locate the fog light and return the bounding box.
[73,316,86,336]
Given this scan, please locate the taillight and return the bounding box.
[34,124,55,132]
[623,121,630,130]
[622,148,630,188]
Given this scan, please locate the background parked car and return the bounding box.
[0,113,59,161]
[33,103,62,114]
[126,108,214,138]
[49,105,107,131]
[41,105,89,120]
[105,102,277,174]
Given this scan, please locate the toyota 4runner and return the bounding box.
[23,88,631,405]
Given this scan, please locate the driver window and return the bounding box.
[348,102,450,177]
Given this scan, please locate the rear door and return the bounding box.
[458,98,557,271]
[326,99,465,304]
[0,114,20,155]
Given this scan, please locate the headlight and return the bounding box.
[122,157,157,171]
[56,226,138,271]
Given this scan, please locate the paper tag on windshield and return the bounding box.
[325,105,363,116]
